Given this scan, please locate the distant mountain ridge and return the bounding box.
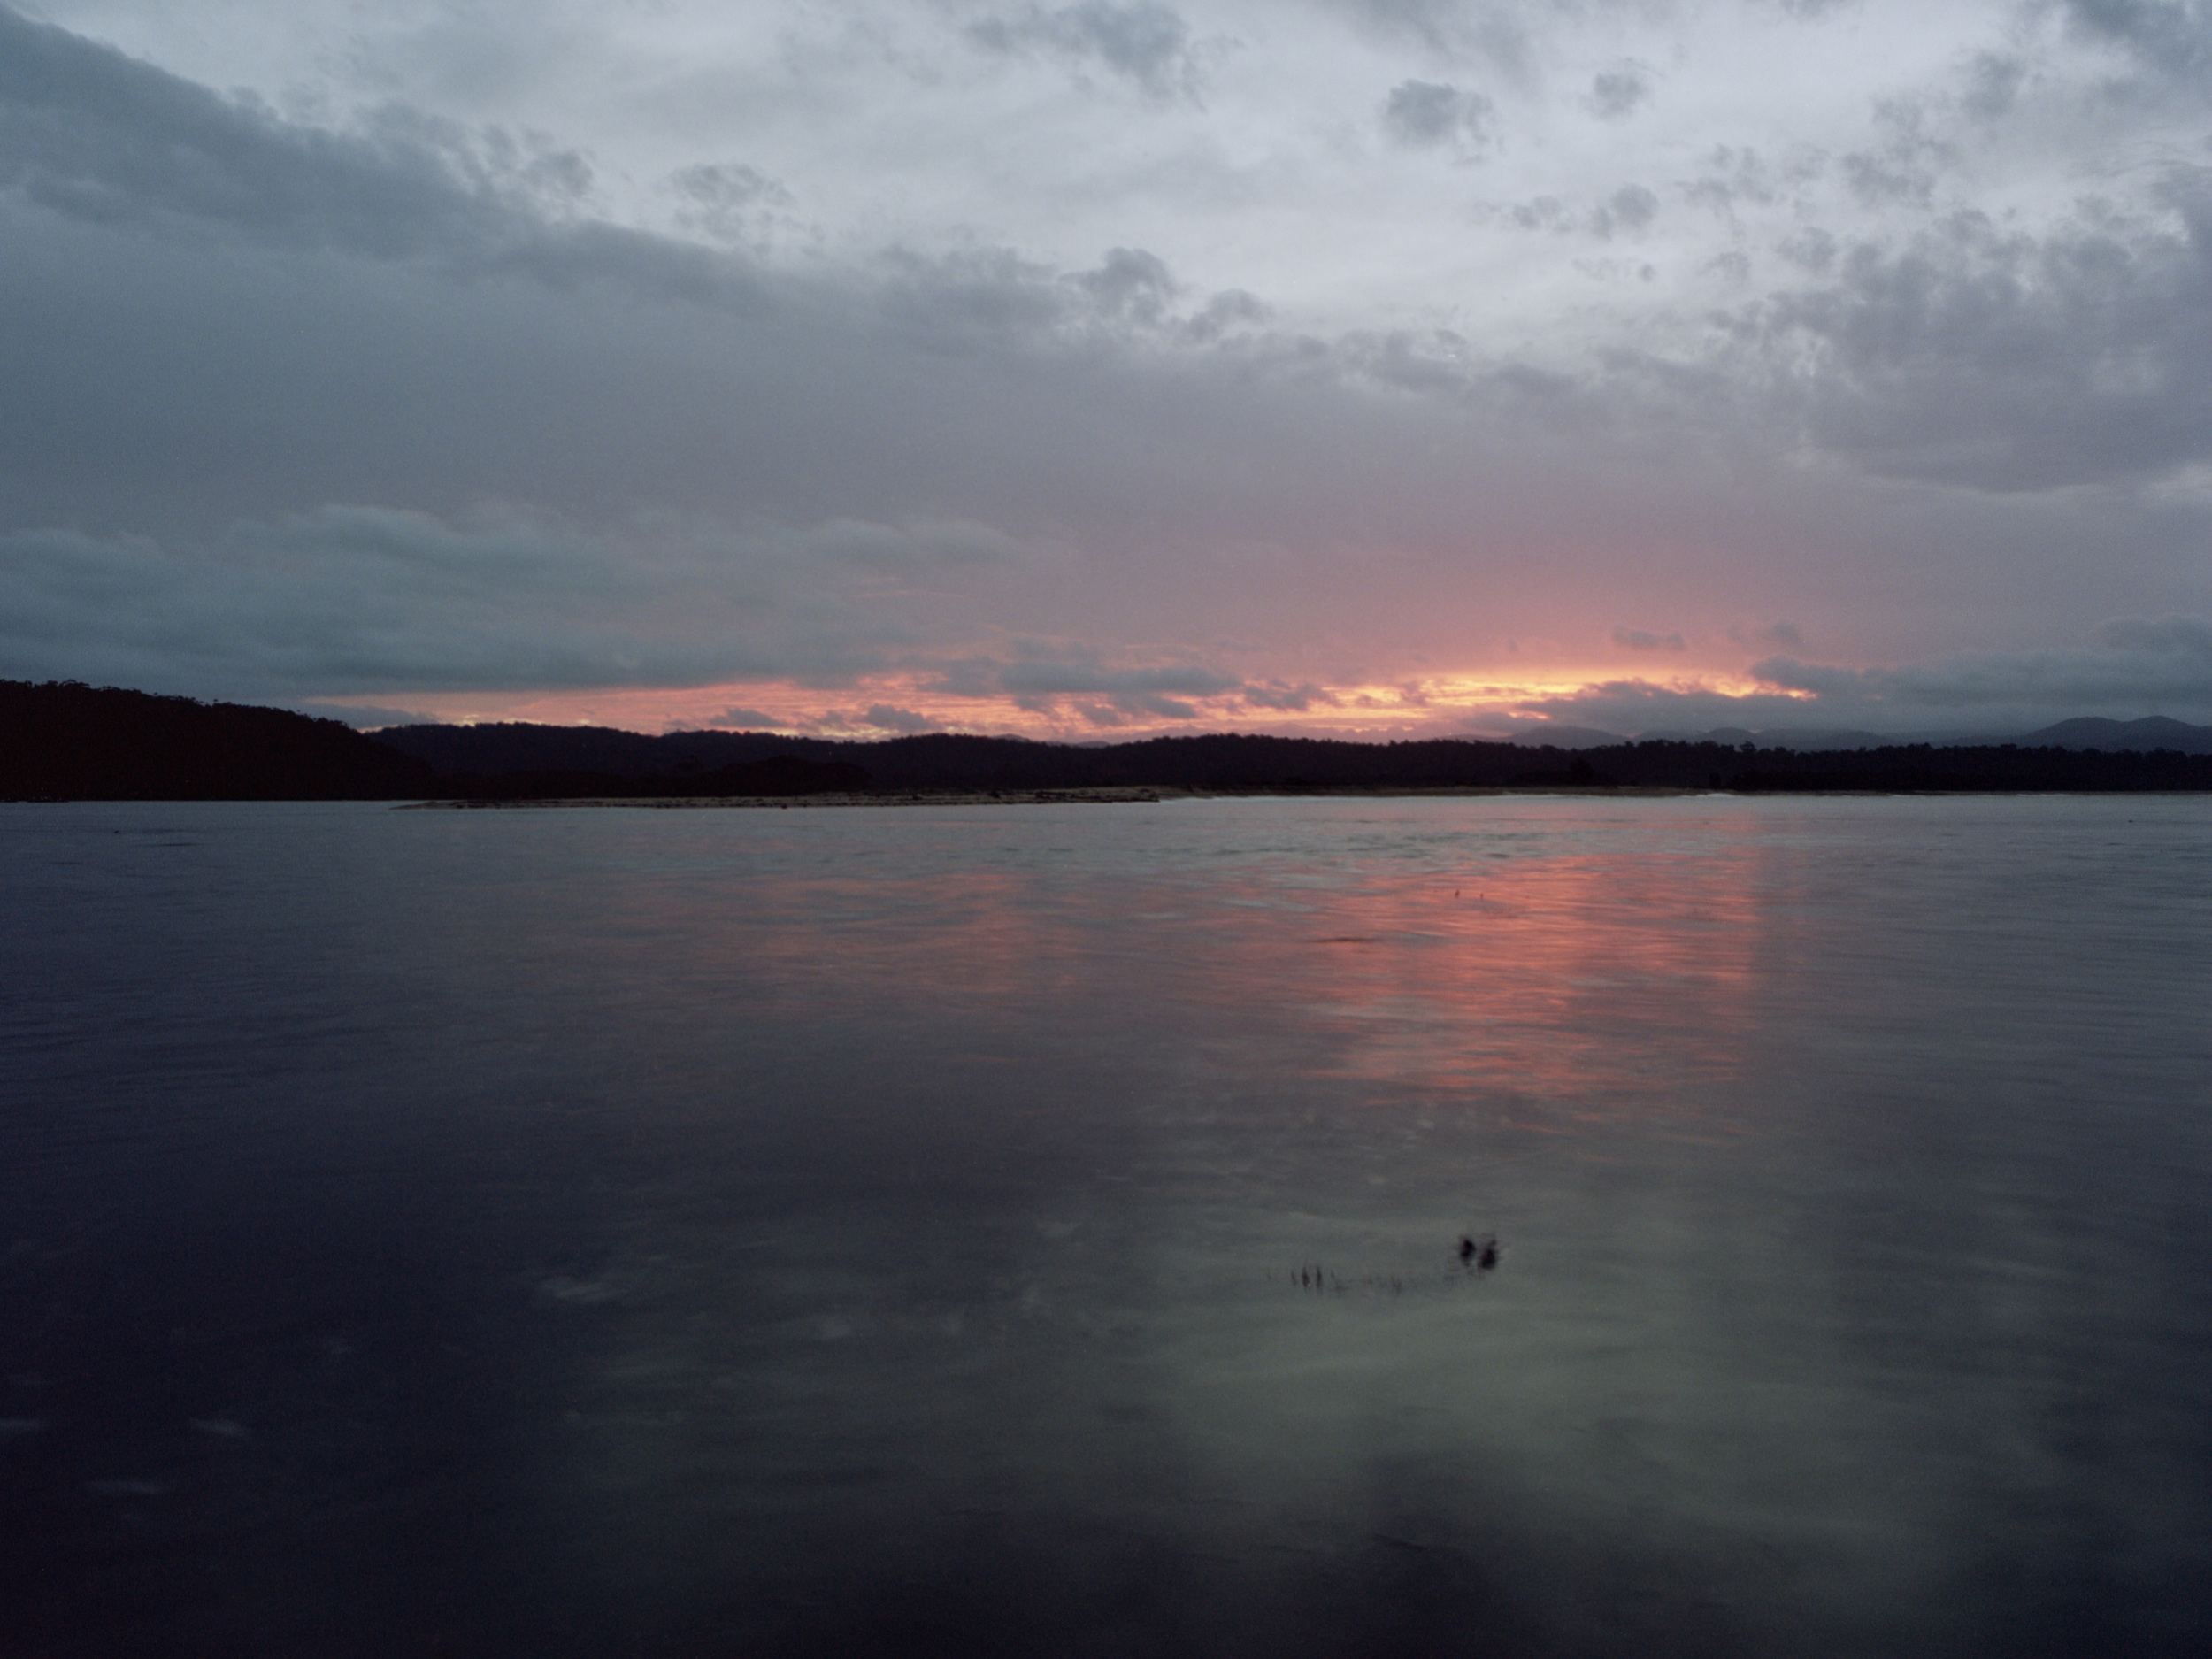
[2014,717,2212,754]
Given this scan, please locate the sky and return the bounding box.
[3,0,2210,740]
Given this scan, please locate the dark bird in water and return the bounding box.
[1459,1233,1500,1271]
[1457,1235,1476,1264]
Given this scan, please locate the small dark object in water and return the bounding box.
[1457,1235,1476,1264]
[1459,1233,1500,1271]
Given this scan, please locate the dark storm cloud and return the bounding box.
[966,3,1210,99]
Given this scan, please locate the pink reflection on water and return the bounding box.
[541,806,1793,1122]
[1254,843,1775,1109]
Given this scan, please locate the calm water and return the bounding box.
[3,795,2208,1657]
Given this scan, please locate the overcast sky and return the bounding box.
[4,0,2210,737]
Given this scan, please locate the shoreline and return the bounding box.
[397,784,1908,810]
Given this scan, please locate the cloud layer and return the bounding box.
[4,2,2211,734]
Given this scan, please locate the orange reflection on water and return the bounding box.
[1233,842,1775,1110]
[523,807,1792,1121]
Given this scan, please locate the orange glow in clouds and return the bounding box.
[351,664,1785,740]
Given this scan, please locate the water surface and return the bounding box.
[4,795,2208,1656]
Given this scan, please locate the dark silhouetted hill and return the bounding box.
[2,680,436,800]
[12,683,2212,800]
[375,721,2212,795]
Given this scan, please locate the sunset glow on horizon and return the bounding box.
[340,662,1803,741]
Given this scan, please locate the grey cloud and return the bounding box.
[874,244,1071,347]
[1960,52,2028,120]
[1183,287,1269,341]
[0,8,555,257]
[1513,679,1858,733]
[1728,619,1807,649]
[1840,151,1932,209]
[1683,144,1827,219]
[994,659,1240,697]
[1505,195,1568,230]
[859,704,949,733]
[2062,0,2212,75]
[0,511,744,697]
[1241,682,1329,710]
[672,163,789,211]
[1755,177,2212,489]
[669,162,795,248]
[0,507,1039,700]
[1594,183,1657,237]
[1327,0,1532,75]
[1331,0,1465,54]
[872,242,1262,350]
[1383,80,1492,150]
[1777,227,1838,272]
[10,4,2209,726]
[808,518,1031,571]
[1518,618,2212,732]
[2099,614,2212,655]
[1586,65,1651,120]
[1074,245,1179,323]
[1838,101,1955,211]
[1747,618,2212,718]
[709,706,783,730]
[966,3,1208,100]
[1705,249,1750,283]
[914,654,1246,721]
[0,5,764,309]
[1612,626,1686,651]
[1126,693,1196,718]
